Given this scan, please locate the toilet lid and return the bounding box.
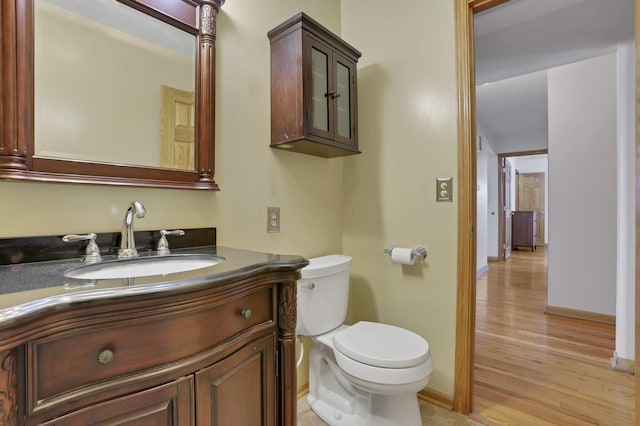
[333,321,430,368]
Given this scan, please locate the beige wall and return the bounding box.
[341,1,458,396]
[2,0,460,398]
[0,183,216,237]
[214,0,343,257]
[2,0,344,389]
[215,0,344,387]
[3,0,344,249]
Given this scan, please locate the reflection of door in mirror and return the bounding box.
[161,86,195,169]
[34,0,196,170]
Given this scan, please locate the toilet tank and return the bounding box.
[296,254,351,336]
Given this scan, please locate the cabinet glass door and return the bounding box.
[311,46,330,133]
[305,35,357,149]
[333,55,356,146]
[335,60,351,139]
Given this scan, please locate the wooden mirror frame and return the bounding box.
[0,0,223,190]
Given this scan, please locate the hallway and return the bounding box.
[472,248,635,425]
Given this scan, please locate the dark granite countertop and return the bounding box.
[0,245,308,328]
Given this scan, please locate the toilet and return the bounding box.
[297,254,433,426]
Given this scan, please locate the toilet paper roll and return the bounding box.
[390,247,415,265]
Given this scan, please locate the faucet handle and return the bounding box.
[157,229,185,255]
[62,233,102,264]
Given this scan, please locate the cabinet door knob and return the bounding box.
[241,309,252,320]
[97,349,114,365]
[324,91,336,98]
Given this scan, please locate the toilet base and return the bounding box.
[307,343,423,426]
[307,392,422,426]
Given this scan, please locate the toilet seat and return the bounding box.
[315,322,433,386]
[333,346,433,386]
[333,321,430,368]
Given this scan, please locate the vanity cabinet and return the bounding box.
[0,259,303,426]
[268,13,362,158]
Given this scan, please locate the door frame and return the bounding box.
[497,150,547,261]
[453,0,639,415]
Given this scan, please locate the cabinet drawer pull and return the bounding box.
[97,349,114,365]
[241,309,252,320]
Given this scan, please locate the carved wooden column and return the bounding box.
[278,281,297,426]
[0,0,33,175]
[196,0,223,185]
[0,349,18,426]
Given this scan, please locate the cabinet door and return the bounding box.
[196,335,275,426]
[305,35,357,148]
[332,53,357,147]
[40,376,194,426]
[306,35,334,141]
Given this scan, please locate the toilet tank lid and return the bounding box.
[301,254,352,279]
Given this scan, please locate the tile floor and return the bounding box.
[297,396,483,425]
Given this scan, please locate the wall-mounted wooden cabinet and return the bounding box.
[268,13,362,158]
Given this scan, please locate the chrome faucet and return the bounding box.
[119,201,146,259]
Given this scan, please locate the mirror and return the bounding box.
[35,0,196,170]
[0,0,224,189]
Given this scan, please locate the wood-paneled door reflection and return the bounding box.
[517,172,545,246]
[161,85,195,170]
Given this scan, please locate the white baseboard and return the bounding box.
[610,351,635,376]
[545,305,615,325]
[476,264,489,277]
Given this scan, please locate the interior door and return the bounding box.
[503,158,512,260]
[517,172,545,246]
[160,85,195,170]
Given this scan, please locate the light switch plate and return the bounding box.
[436,178,453,202]
[267,207,280,232]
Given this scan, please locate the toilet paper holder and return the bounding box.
[384,244,427,261]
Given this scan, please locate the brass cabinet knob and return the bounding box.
[97,349,114,365]
[241,309,252,320]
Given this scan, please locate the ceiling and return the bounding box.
[474,0,634,145]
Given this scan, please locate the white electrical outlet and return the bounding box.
[267,207,280,232]
[436,177,453,202]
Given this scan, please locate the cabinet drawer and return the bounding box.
[29,288,273,411]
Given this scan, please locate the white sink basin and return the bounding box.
[64,254,224,280]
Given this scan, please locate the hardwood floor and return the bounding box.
[472,247,635,425]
